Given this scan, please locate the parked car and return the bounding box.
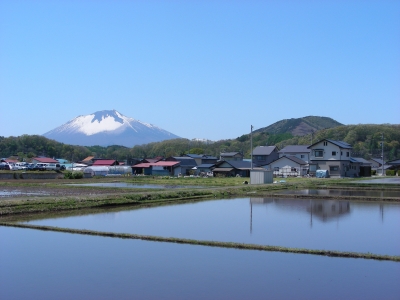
[15,163,27,170]
[27,163,37,170]
[36,163,47,171]
[0,163,6,170]
[44,163,60,171]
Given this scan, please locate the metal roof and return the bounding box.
[386,159,400,165]
[220,152,243,157]
[352,157,371,164]
[197,164,215,168]
[226,160,253,169]
[213,168,234,172]
[92,159,117,166]
[184,154,203,159]
[33,157,59,163]
[307,139,352,149]
[369,158,385,164]
[133,161,180,168]
[268,155,307,166]
[252,146,278,155]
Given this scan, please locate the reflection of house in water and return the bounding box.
[250,198,351,222]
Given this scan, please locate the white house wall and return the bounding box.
[310,141,351,162]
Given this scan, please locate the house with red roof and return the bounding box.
[92,159,119,166]
[32,157,59,164]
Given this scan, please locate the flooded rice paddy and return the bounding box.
[21,197,400,256]
[2,188,400,299]
[273,189,400,198]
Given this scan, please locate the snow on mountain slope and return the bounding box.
[43,110,180,147]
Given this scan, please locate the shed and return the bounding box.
[250,170,273,184]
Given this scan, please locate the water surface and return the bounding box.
[273,189,400,198]
[1,226,399,300]
[21,197,400,255]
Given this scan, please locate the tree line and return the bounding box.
[0,124,399,163]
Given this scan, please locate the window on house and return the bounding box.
[301,155,304,158]
[332,151,336,156]
[256,156,264,161]
[323,141,328,146]
[346,152,350,157]
[330,166,339,172]
[315,150,323,157]
[274,167,279,171]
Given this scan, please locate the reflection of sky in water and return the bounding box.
[22,197,400,256]
[66,182,205,189]
[2,226,399,300]
[274,189,400,198]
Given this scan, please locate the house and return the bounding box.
[80,156,96,166]
[193,163,216,176]
[165,157,197,176]
[252,146,279,166]
[184,154,218,165]
[92,159,119,166]
[32,157,59,164]
[220,152,244,161]
[308,139,359,177]
[213,160,262,177]
[368,158,385,168]
[132,161,180,176]
[183,154,204,166]
[386,159,400,174]
[352,157,372,177]
[266,156,308,177]
[278,145,311,163]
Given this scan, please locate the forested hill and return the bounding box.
[0,124,399,162]
[254,116,343,136]
[275,124,400,159]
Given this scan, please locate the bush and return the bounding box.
[371,170,376,175]
[386,170,395,176]
[64,171,84,179]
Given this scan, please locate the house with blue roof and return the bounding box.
[308,139,360,177]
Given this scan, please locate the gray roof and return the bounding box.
[349,157,362,163]
[185,154,203,159]
[226,160,253,169]
[308,139,352,149]
[352,157,371,165]
[197,164,215,168]
[369,158,385,165]
[386,159,400,165]
[202,155,218,160]
[252,146,277,155]
[279,145,310,154]
[169,157,197,167]
[220,152,243,157]
[270,155,307,166]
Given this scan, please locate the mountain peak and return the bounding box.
[43,110,180,147]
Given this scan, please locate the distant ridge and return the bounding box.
[43,110,180,147]
[254,116,343,136]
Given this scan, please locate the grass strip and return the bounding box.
[1,222,399,262]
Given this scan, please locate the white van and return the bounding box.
[44,163,60,171]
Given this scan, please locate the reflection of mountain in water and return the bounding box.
[250,198,351,222]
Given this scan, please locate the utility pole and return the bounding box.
[251,125,253,170]
[381,133,384,176]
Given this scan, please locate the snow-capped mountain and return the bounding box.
[43,110,180,147]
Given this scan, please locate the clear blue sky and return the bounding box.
[1,0,399,141]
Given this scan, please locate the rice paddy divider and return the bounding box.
[1,222,398,262]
